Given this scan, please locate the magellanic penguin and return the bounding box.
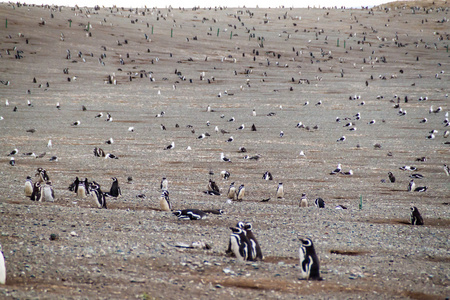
[243,223,263,261]
[236,184,245,201]
[314,198,325,208]
[227,182,236,200]
[262,171,273,180]
[300,193,308,207]
[173,209,206,220]
[388,172,396,183]
[276,183,284,199]
[24,176,33,197]
[35,168,49,183]
[77,178,89,198]
[410,206,424,225]
[298,237,322,280]
[160,190,172,211]
[89,181,107,209]
[108,177,121,197]
[39,181,54,202]
[228,226,251,262]
[407,180,416,192]
[30,182,41,201]
[220,170,230,180]
[160,177,168,191]
[0,244,5,284]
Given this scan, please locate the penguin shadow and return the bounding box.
[329,249,369,256]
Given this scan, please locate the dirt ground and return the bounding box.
[0,1,449,299]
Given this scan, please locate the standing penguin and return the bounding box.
[236,184,245,201]
[108,177,121,197]
[244,223,263,261]
[24,176,33,197]
[30,182,41,201]
[76,178,89,198]
[227,182,236,200]
[228,227,251,262]
[39,181,54,202]
[0,244,5,284]
[298,237,322,280]
[89,181,107,209]
[160,177,168,191]
[407,180,415,192]
[276,183,284,199]
[388,172,396,183]
[300,193,308,207]
[160,190,172,211]
[410,206,424,225]
[314,198,325,208]
[208,179,220,195]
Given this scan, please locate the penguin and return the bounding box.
[160,177,168,191]
[76,178,89,198]
[0,244,5,284]
[208,179,220,195]
[220,170,230,180]
[243,223,263,261]
[30,182,41,201]
[444,164,450,176]
[35,168,49,183]
[407,180,416,192]
[227,182,236,200]
[388,172,396,183]
[262,171,273,180]
[93,147,106,157]
[314,198,325,208]
[24,176,33,197]
[89,181,107,209]
[9,157,15,166]
[173,209,206,220]
[108,177,121,197]
[410,206,424,225]
[228,226,251,262]
[39,181,54,202]
[159,190,172,211]
[236,184,245,201]
[251,124,257,131]
[298,237,322,280]
[276,183,284,199]
[414,186,428,192]
[300,193,308,207]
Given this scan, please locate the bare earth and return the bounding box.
[0,1,449,299]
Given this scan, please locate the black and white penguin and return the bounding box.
[276,183,284,199]
[262,171,273,180]
[105,153,119,159]
[243,223,263,261]
[227,182,236,200]
[220,170,230,180]
[236,184,245,201]
[159,190,172,211]
[93,147,106,157]
[108,177,121,197]
[164,142,174,150]
[409,174,424,179]
[300,193,308,207]
[444,164,450,176]
[9,157,15,166]
[35,168,49,183]
[314,198,325,208]
[30,182,41,201]
[407,180,416,192]
[208,179,220,194]
[228,226,251,262]
[39,181,54,202]
[414,186,428,192]
[173,209,206,220]
[298,237,322,280]
[388,172,396,183]
[24,176,33,197]
[160,177,168,191]
[89,181,107,209]
[410,206,424,225]
[0,243,4,284]
[77,178,89,198]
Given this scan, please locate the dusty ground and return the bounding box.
[0,1,449,299]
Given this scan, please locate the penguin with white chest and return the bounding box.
[0,244,5,284]
[39,181,54,202]
[276,183,284,199]
[24,176,33,197]
[160,190,172,211]
[236,184,245,201]
[228,226,251,262]
[227,182,236,200]
[410,206,424,225]
[89,181,107,209]
[298,237,322,280]
[243,223,263,261]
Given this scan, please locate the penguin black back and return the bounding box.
[108,177,121,197]
[244,222,263,261]
[410,206,424,225]
[299,237,322,280]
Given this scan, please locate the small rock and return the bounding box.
[70,231,78,237]
[49,233,58,241]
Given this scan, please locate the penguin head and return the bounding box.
[229,227,244,234]
[236,221,245,229]
[173,210,182,217]
[299,237,313,248]
[244,222,253,231]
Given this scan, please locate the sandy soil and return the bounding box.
[0,1,449,299]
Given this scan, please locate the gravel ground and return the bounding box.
[0,1,449,299]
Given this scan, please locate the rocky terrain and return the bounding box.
[0,1,449,299]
